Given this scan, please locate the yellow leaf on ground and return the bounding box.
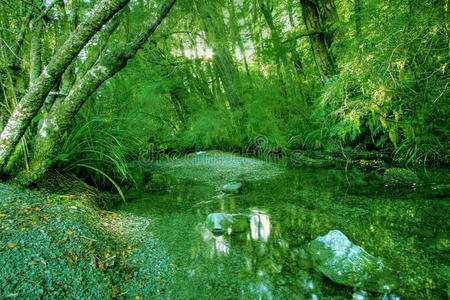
[20,227,25,232]
[8,242,17,248]
[136,296,140,300]
[67,232,73,236]
[0,213,7,217]
[34,207,41,211]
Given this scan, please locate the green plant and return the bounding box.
[53,118,142,200]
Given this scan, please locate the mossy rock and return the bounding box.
[308,230,398,293]
[383,168,419,187]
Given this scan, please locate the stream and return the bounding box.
[115,154,449,299]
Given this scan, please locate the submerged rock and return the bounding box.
[148,150,282,186]
[383,168,419,187]
[205,213,250,235]
[205,213,235,234]
[309,230,397,293]
[222,182,243,194]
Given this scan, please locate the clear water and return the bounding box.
[115,165,449,299]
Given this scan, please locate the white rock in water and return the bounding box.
[222,182,242,193]
[205,213,234,234]
[309,230,398,293]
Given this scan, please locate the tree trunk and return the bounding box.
[29,22,43,86]
[300,0,337,82]
[0,0,131,170]
[19,0,177,184]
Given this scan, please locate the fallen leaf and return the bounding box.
[8,242,17,248]
[20,227,25,232]
[67,232,73,236]
[126,250,132,254]
[0,213,7,217]
[158,280,164,285]
[136,296,140,300]
[34,207,41,211]
[41,216,49,221]
[138,284,143,289]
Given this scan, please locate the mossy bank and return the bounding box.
[0,183,173,299]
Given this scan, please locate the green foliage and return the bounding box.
[306,0,449,164]
[53,118,141,195]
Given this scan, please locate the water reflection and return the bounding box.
[117,166,449,299]
[250,210,271,243]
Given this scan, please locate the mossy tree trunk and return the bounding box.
[19,0,177,184]
[0,0,131,170]
[300,0,338,82]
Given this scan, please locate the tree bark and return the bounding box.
[0,0,131,170]
[300,0,337,82]
[19,0,177,184]
[29,22,43,86]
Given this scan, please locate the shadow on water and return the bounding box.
[115,165,449,299]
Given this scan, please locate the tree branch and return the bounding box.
[33,0,59,25]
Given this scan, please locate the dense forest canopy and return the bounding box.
[0,0,448,189]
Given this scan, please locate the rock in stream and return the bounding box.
[309,230,398,293]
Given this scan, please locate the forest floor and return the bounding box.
[0,181,174,299]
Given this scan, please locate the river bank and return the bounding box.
[0,181,173,299]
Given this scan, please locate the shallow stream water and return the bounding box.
[115,164,449,299]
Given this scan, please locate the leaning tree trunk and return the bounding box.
[300,0,338,82]
[0,0,131,171]
[19,0,177,184]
